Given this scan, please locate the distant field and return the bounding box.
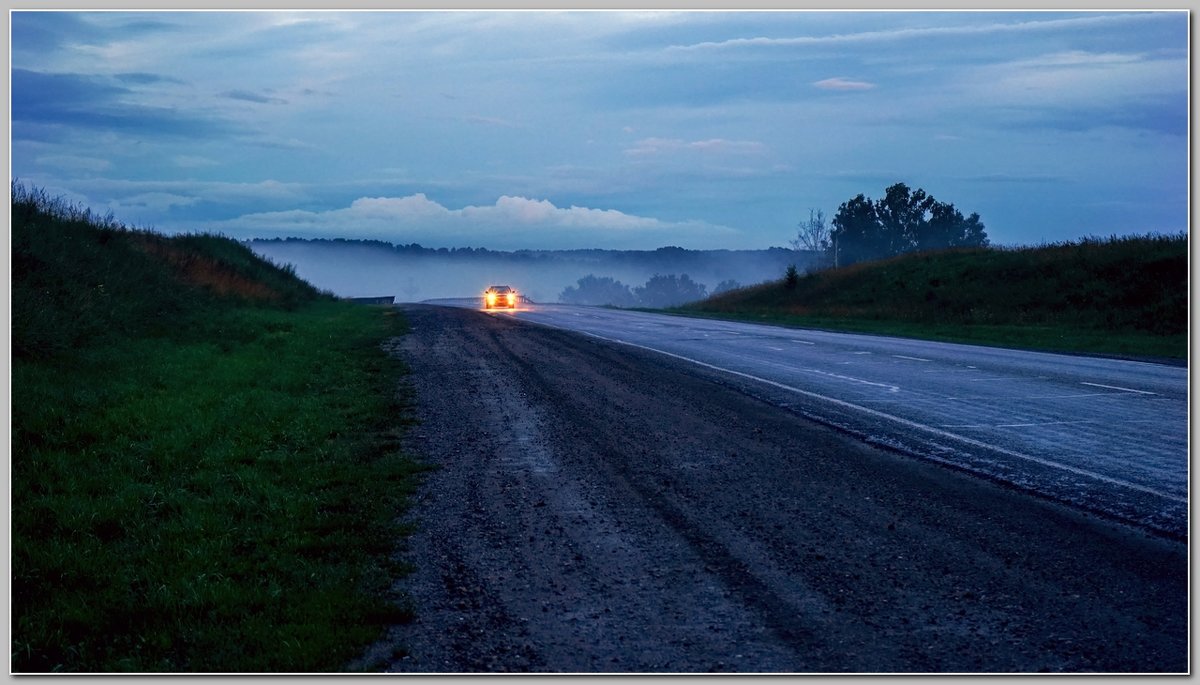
[680,235,1187,361]
[11,185,424,672]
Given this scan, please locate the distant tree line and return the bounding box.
[793,182,989,268]
[560,274,742,308]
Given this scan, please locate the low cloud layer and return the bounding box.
[219,194,741,250]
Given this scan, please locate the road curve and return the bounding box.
[461,302,1188,540]
[356,304,1186,673]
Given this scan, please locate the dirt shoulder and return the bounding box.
[355,304,1186,673]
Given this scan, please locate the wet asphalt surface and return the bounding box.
[354,305,1187,674]
[469,301,1189,538]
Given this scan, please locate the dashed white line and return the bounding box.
[792,340,815,345]
[1080,382,1157,396]
[892,355,931,362]
[994,420,1090,428]
[767,346,784,351]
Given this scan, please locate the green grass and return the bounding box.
[12,185,427,672]
[680,235,1187,361]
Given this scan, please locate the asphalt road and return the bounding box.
[444,300,1189,539]
[358,304,1187,673]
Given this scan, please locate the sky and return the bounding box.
[9,10,1190,251]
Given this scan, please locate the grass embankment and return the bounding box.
[682,235,1188,360]
[11,185,424,672]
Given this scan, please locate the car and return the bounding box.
[483,285,518,309]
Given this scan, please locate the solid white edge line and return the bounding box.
[537,323,1184,505]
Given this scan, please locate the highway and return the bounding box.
[445,300,1188,539]
[378,303,1187,671]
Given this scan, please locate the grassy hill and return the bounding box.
[681,235,1188,360]
[11,184,424,672]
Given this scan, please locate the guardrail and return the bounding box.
[416,295,538,306]
[345,296,395,305]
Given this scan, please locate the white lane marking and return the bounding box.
[893,355,931,362]
[1081,382,1157,396]
[979,420,1099,429]
[554,327,1184,505]
[852,351,872,355]
[802,368,900,393]
[946,418,1160,429]
[767,346,784,351]
[793,340,816,345]
[942,392,1122,402]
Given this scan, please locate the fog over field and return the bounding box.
[248,239,814,304]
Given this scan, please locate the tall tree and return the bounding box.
[827,182,989,266]
[874,182,933,255]
[829,193,880,266]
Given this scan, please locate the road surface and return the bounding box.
[355,304,1187,673]
[455,300,1188,539]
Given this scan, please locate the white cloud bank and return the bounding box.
[217,194,742,250]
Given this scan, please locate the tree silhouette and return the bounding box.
[558,274,637,306]
[829,182,988,266]
[712,279,742,295]
[634,274,708,307]
[792,208,830,254]
[829,193,878,266]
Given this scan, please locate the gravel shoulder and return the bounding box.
[354,304,1187,674]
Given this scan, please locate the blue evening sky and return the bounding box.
[10,10,1189,250]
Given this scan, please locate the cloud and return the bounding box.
[12,69,242,138]
[962,173,1068,184]
[624,137,767,157]
[960,49,1186,135]
[11,12,90,54]
[212,194,740,250]
[463,115,519,128]
[813,77,875,91]
[222,89,289,105]
[36,154,112,173]
[174,155,221,168]
[115,71,186,85]
[666,12,1169,52]
[19,176,306,214]
[974,50,1181,101]
[619,137,776,182]
[112,192,200,213]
